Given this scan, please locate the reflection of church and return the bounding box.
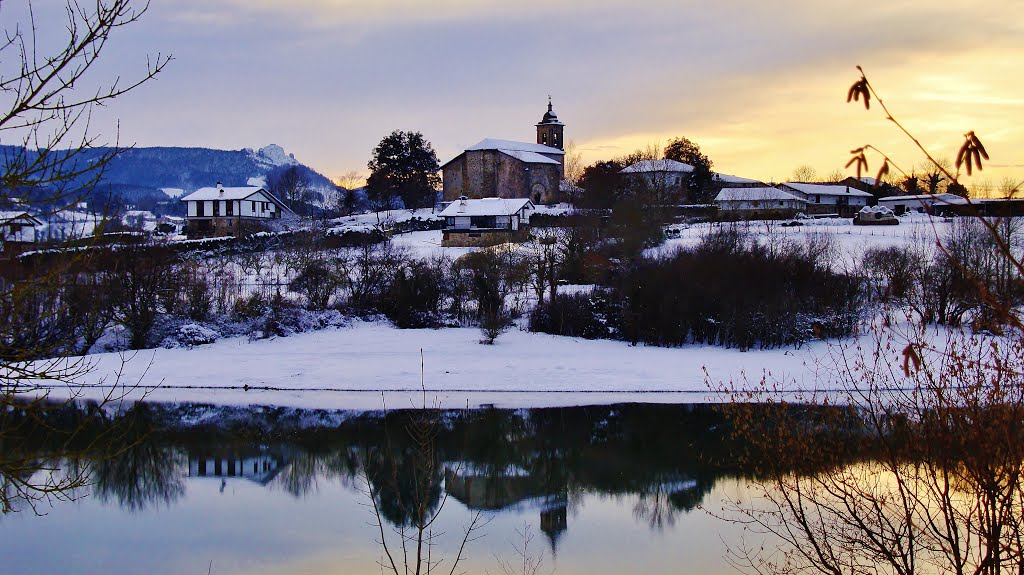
[441,99,567,205]
[444,465,569,554]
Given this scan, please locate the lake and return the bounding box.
[1,402,818,575]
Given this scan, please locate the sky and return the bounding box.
[22,0,1024,191]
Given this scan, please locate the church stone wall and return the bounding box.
[442,150,563,204]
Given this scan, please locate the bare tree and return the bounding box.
[562,139,584,186]
[0,0,170,213]
[790,165,818,182]
[713,64,1024,575]
[0,0,167,507]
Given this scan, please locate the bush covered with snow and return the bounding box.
[171,323,221,347]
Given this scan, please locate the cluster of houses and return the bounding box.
[9,100,1018,252]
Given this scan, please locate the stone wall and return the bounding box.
[441,228,529,247]
[443,151,562,204]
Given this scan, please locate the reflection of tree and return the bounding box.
[359,408,487,575]
[93,441,186,512]
[271,451,320,498]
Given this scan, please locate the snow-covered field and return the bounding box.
[36,320,853,410]
[23,211,965,411]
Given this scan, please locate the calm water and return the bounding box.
[1,403,773,575]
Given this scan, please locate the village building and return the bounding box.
[619,159,694,193]
[0,211,42,258]
[876,192,969,216]
[619,160,764,204]
[179,183,292,238]
[780,182,874,217]
[438,196,535,247]
[714,187,808,218]
[442,100,566,205]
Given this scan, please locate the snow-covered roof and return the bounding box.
[0,211,42,225]
[620,159,694,174]
[783,182,874,198]
[715,187,808,203]
[180,186,269,202]
[716,172,762,185]
[466,139,564,156]
[499,149,561,165]
[879,193,969,205]
[438,197,534,217]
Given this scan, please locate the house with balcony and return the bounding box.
[438,196,535,247]
[180,183,292,238]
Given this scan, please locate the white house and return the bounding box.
[876,193,969,215]
[438,196,535,247]
[179,183,292,238]
[620,159,695,191]
[1,211,43,257]
[714,187,808,218]
[0,211,42,244]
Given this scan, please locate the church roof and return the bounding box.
[466,139,565,156]
[538,98,564,126]
[499,149,561,165]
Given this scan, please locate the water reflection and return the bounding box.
[2,403,767,528]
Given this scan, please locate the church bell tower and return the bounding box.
[536,97,565,150]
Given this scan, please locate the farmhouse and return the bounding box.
[442,100,566,205]
[780,182,874,217]
[0,211,42,257]
[180,183,292,238]
[438,196,535,247]
[714,187,808,219]
[620,159,694,190]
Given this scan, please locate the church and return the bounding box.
[441,99,566,204]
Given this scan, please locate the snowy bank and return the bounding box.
[29,321,845,410]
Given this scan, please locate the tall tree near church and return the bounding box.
[367,131,441,211]
[664,137,716,203]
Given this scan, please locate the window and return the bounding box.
[541,133,548,145]
[470,215,497,229]
[214,202,221,216]
[226,201,234,216]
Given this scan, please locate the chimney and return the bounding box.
[217,181,224,197]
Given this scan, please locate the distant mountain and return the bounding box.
[0,144,337,212]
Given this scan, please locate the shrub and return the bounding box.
[380,260,447,328]
[529,291,610,339]
[609,236,863,350]
[290,261,342,310]
[233,293,266,320]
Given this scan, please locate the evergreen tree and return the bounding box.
[367,131,441,211]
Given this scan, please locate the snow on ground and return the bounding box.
[653,214,950,261]
[21,211,971,412]
[30,321,857,411]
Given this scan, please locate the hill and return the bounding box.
[0,144,337,213]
